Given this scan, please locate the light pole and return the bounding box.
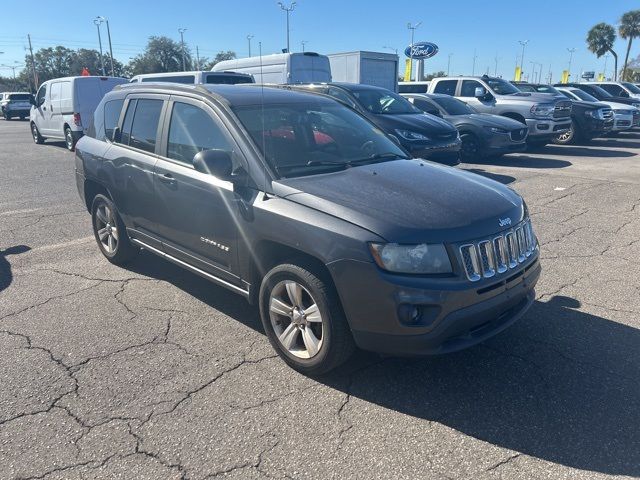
[472,49,478,76]
[447,53,453,76]
[301,40,308,52]
[93,17,106,75]
[247,34,254,57]
[407,21,422,82]
[96,17,114,76]
[494,54,500,77]
[567,47,576,81]
[178,28,187,70]
[278,2,296,53]
[518,40,529,74]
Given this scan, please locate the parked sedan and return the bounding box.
[556,86,637,133]
[514,83,613,144]
[402,93,527,161]
[282,83,461,166]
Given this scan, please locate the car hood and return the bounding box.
[372,112,457,134]
[444,113,525,129]
[604,101,637,111]
[273,159,525,243]
[504,92,564,104]
[569,100,610,109]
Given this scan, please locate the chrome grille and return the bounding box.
[459,219,537,282]
[553,101,572,118]
[601,108,613,120]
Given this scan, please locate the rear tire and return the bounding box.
[31,123,44,144]
[91,194,139,266]
[5,114,12,121]
[460,133,482,163]
[259,263,355,375]
[64,126,76,151]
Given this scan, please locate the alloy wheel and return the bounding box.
[95,203,119,254]
[269,280,324,359]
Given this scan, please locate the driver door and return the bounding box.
[459,80,494,113]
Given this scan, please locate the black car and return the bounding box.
[402,93,528,161]
[74,83,540,374]
[515,83,614,144]
[557,83,640,128]
[282,83,461,166]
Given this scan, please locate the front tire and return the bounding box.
[259,263,355,375]
[91,194,139,265]
[64,126,77,151]
[460,133,482,162]
[552,120,580,145]
[31,123,44,144]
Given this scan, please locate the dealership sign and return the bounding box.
[404,42,439,59]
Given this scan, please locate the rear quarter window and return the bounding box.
[93,99,124,141]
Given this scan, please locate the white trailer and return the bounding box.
[327,51,399,92]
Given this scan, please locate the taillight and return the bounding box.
[73,113,82,127]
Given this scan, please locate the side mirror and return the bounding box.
[474,87,487,98]
[193,149,233,179]
[29,95,36,106]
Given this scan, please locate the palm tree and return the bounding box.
[587,23,618,80]
[619,10,640,81]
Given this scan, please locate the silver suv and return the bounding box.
[428,75,572,147]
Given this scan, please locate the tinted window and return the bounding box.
[398,83,430,94]
[167,102,233,165]
[599,84,624,96]
[412,98,440,115]
[205,74,253,85]
[515,84,536,92]
[141,75,195,84]
[582,85,612,98]
[350,88,419,114]
[568,89,598,102]
[485,78,520,95]
[460,80,483,97]
[103,99,124,141]
[129,99,163,153]
[119,99,136,145]
[36,85,46,105]
[433,80,457,96]
[327,87,357,108]
[7,94,30,101]
[622,82,640,94]
[431,96,475,115]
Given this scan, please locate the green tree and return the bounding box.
[203,50,237,70]
[587,23,618,80]
[619,10,640,81]
[425,70,446,81]
[127,36,192,75]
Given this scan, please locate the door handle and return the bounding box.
[157,173,176,183]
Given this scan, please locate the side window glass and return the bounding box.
[413,99,438,114]
[460,80,482,97]
[103,99,124,142]
[327,88,356,108]
[167,102,234,166]
[129,99,163,153]
[433,80,457,96]
[36,85,46,105]
[119,99,136,146]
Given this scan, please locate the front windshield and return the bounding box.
[431,96,475,115]
[516,84,536,92]
[485,78,521,95]
[233,102,408,178]
[622,82,640,94]
[534,85,561,95]
[569,89,598,102]
[351,88,420,115]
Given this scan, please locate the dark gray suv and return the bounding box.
[75,83,541,374]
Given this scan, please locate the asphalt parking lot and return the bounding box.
[1,119,639,480]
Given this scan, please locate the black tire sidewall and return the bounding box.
[460,133,481,161]
[91,194,137,265]
[65,127,75,151]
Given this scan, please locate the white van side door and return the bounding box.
[49,82,62,135]
[33,83,50,135]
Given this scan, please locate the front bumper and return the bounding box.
[582,117,614,137]
[525,117,571,139]
[612,116,634,131]
[3,106,30,116]
[484,133,527,156]
[406,139,462,166]
[328,255,540,356]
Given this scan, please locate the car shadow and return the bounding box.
[463,168,516,185]
[122,253,640,477]
[466,155,572,169]
[589,137,640,149]
[0,245,31,292]
[542,145,637,158]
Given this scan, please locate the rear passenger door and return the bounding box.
[598,84,626,97]
[105,94,168,249]
[152,96,246,285]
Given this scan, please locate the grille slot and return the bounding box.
[510,128,527,142]
[459,219,537,282]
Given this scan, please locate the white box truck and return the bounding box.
[211,52,331,84]
[327,51,399,92]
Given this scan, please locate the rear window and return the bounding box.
[101,99,124,141]
[8,94,30,101]
[205,74,253,85]
[118,99,163,153]
[141,75,195,84]
[398,84,430,94]
[433,80,457,96]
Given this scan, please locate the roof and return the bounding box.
[114,83,335,107]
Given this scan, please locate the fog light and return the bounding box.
[398,304,421,325]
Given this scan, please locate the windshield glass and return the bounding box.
[350,88,420,114]
[431,96,475,115]
[622,82,640,94]
[233,102,408,178]
[206,74,253,85]
[8,94,30,101]
[486,78,521,95]
[534,85,561,95]
[588,85,613,98]
[569,89,598,102]
[516,84,536,92]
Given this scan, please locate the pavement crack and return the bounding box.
[486,453,522,472]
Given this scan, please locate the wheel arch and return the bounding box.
[501,112,527,125]
[82,178,113,213]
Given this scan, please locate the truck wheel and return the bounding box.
[259,263,355,375]
[5,113,12,121]
[460,133,482,162]
[552,120,578,145]
[91,194,139,266]
[31,123,44,144]
[64,127,76,151]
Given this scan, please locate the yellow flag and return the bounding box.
[404,59,412,82]
[597,72,605,81]
[560,70,570,84]
[514,66,522,82]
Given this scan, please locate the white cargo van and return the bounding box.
[129,70,254,85]
[211,52,332,84]
[30,76,127,151]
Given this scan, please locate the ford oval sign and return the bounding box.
[405,42,439,60]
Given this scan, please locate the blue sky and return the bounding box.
[1,0,639,81]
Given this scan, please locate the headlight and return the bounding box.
[484,126,509,134]
[530,103,555,118]
[369,243,452,274]
[584,109,602,119]
[394,129,430,141]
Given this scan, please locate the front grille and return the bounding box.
[617,120,631,127]
[553,101,572,118]
[510,128,527,142]
[601,108,613,120]
[459,219,537,282]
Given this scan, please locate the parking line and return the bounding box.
[30,236,94,253]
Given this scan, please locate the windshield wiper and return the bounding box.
[275,160,349,174]
[347,152,408,166]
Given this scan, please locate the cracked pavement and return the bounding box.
[1,120,639,479]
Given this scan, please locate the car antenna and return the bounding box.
[259,41,269,201]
